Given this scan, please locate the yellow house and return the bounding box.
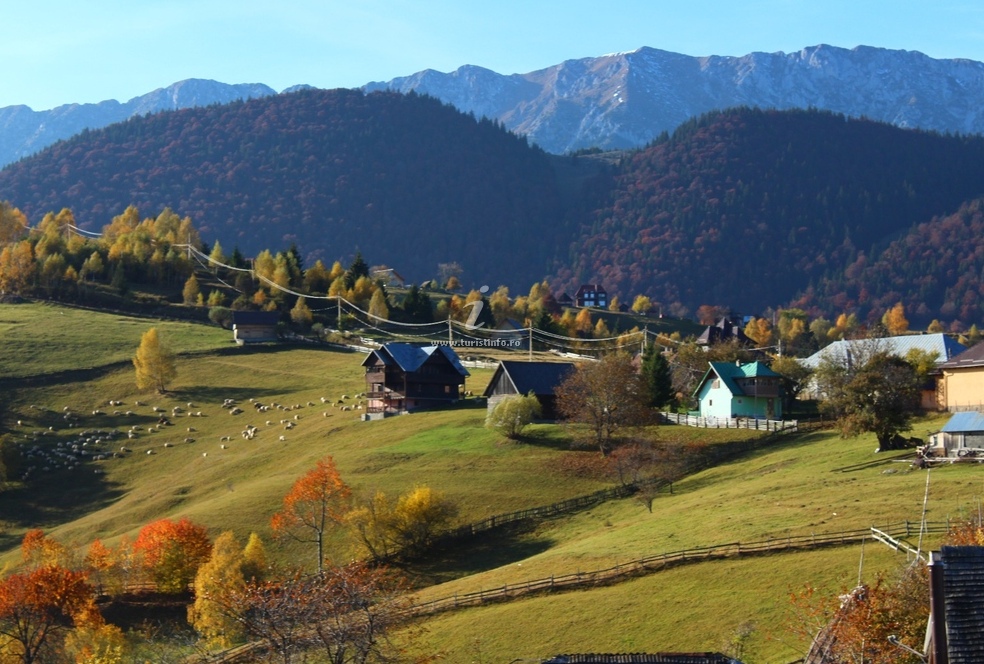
[937,343,984,412]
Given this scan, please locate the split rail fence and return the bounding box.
[410,520,951,617]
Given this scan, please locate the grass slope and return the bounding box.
[1,302,975,663]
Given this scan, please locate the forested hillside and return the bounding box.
[0,89,566,290]
[560,108,984,322]
[798,197,984,324]
[7,98,984,326]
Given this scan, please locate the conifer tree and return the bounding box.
[133,328,177,393]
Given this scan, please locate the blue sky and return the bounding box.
[4,0,984,111]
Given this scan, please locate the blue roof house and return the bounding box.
[927,411,984,457]
[694,361,783,421]
[362,343,469,417]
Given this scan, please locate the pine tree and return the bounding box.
[640,344,674,408]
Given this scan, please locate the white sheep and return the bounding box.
[279,435,286,441]
[220,444,228,450]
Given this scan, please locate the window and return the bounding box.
[712,379,721,389]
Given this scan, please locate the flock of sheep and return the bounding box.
[12,392,370,481]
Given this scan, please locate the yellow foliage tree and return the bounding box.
[188,531,246,649]
[0,201,27,245]
[743,317,773,346]
[368,289,389,321]
[290,296,313,328]
[240,532,268,583]
[64,623,128,664]
[574,308,593,335]
[631,294,653,314]
[133,328,177,393]
[882,301,909,336]
[182,274,201,305]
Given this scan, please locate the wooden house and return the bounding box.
[231,311,281,345]
[483,360,575,420]
[696,317,749,347]
[936,342,984,412]
[694,361,782,420]
[575,284,608,309]
[362,343,469,416]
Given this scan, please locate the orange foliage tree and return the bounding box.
[0,564,100,664]
[133,517,212,594]
[271,456,351,573]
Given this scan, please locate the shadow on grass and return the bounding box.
[165,385,285,405]
[0,469,124,547]
[404,523,554,587]
[511,425,575,451]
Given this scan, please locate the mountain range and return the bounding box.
[4,88,984,327]
[4,44,984,167]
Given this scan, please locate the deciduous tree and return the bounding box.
[555,354,653,454]
[133,517,212,594]
[133,328,177,394]
[271,456,351,573]
[0,564,99,664]
[816,349,921,451]
[882,301,909,336]
[189,531,246,649]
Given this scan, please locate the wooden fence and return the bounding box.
[660,412,798,432]
[410,520,951,617]
[200,519,950,664]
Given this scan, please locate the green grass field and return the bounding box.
[0,301,973,663]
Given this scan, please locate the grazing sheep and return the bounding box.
[230,407,243,415]
[134,400,145,406]
[279,435,286,441]
[220,436,231,442]
[187,427,196,433]
[184,437,195,443]
[146,449,155,455]
[163,442,173,448]
[293,414,300,420]
[220,444,228,450]
[202,452,208,457]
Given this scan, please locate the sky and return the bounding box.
[4,0,984,111]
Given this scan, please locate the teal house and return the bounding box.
[694,361,783,420]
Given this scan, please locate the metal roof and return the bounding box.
[941,412,984,433]
[231,311,281,325]
[799,334,966,369]
[361,343,469,376]
[482,360,575,398]
[694,361,780,397]
[938,342,984,370]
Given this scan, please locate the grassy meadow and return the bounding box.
[0,301,977,663]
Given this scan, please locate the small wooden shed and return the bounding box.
[232,311,280,345]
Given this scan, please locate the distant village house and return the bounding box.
[362,343,469,417]
[575,284,608,308]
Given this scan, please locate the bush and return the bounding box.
[485,392,541,439]
[208,306,234,329]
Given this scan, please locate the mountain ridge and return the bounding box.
[5,44,984,167]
